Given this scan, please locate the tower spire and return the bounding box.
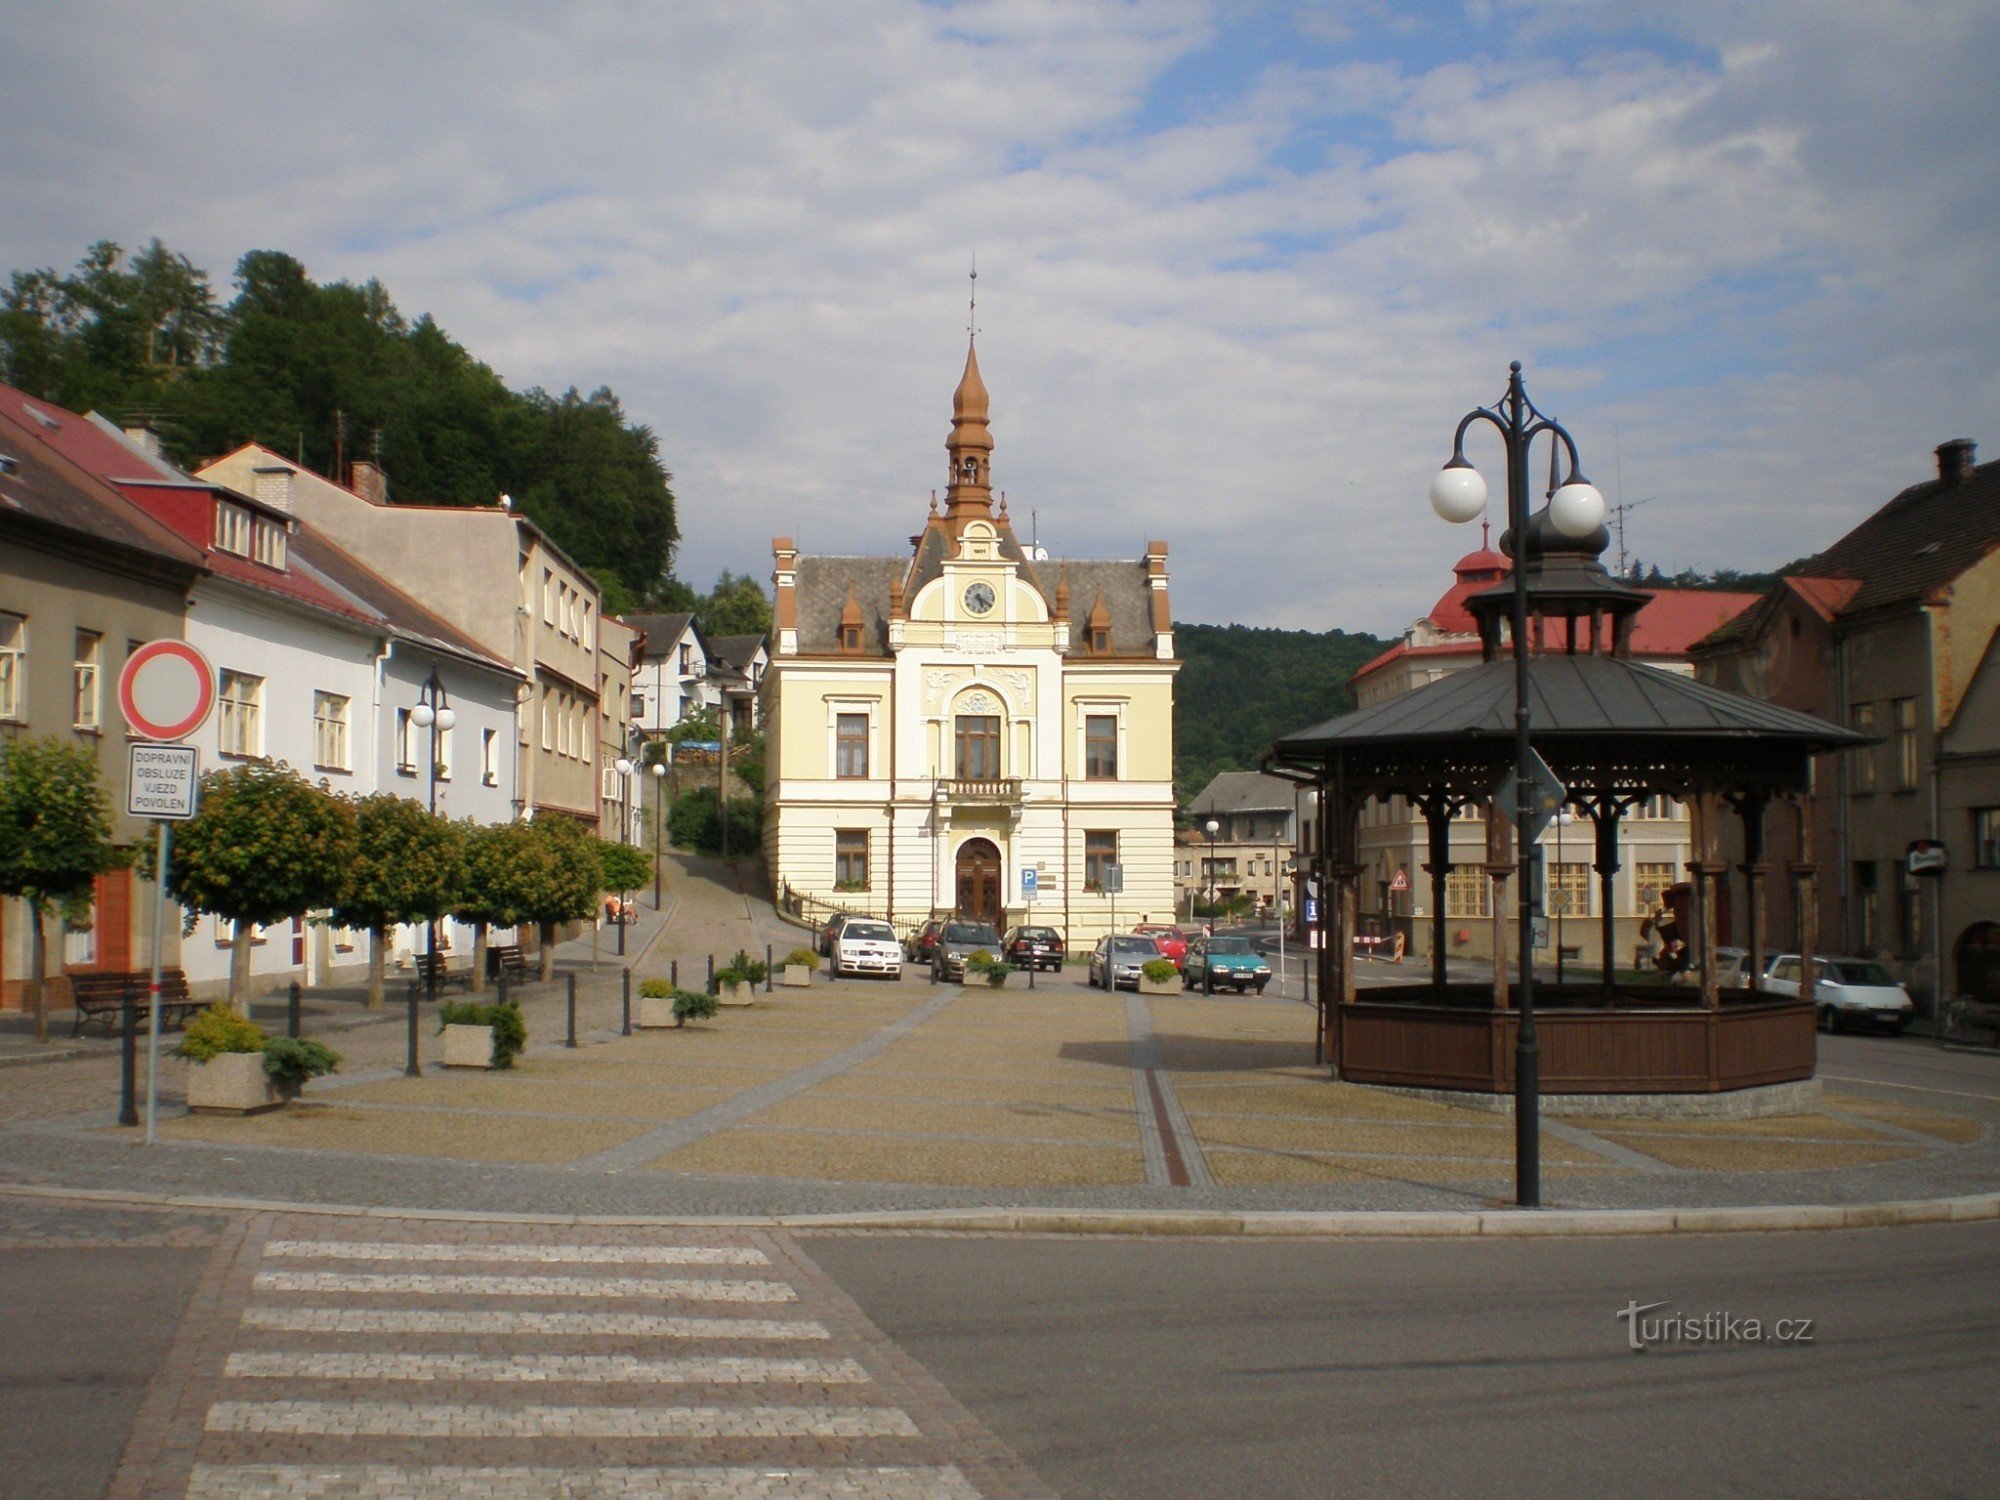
[944,264,994,527]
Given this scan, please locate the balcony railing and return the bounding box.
[938,778,1022,803]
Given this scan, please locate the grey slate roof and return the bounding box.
[626,613,696,661]
[1189,771,1298,816]
[708,634,767,671]
[0,414,205,575]
[1805,451,2000,615]
[1055,559,1158,654]
[794,556,911,654]
[1276,654,1866,755]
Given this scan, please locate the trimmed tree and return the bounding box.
[455,819,544,994]
[0,738,121,1043]
[597,838,651,918]
[329,794,465,1009]
[522,815,601,981]
[166,761,353,1011]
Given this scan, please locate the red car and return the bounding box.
[1134,923,1189,968]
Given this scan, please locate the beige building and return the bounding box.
[597,614,641,842]
[764,339,1179,944]
[1180,771,1298,919]
[197,448,611,826]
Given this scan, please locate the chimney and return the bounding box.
[123,426,164,460]
[252,466,294,514]
[1937,439,1976,485]
[350,460,390,504]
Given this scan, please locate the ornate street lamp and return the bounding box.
[407,670,455,1077]
[650,759,667,908]
[1204,817,1220,995]
[1429,360,1605,1208]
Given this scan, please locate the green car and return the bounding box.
[1184,935,1272,994]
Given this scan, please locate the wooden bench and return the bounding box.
[407,951,474,996]
[69,969,200,1037]
[488,944,533,983]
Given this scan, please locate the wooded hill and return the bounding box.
[0,240,678,612]
[1171,621,1388,806]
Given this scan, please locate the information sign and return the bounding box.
[128,744,200,820]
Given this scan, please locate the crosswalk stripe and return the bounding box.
[185,1463,983,1499]
[263,1240,769,1265]
[224,1352,870,1383]
[240,1307,831,1339]
[252,1270,797,1301]
[204,1399,924,1438]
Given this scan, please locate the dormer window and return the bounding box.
[840,624,862,651]
[252,516,288,569]
[1090,628,1109,653]
[215,502,252,556]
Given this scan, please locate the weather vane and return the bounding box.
[968,255,978,343]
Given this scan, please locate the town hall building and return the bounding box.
[763,337,1179,945]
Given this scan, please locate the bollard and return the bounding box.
[766,944,774,994]
[497,973,508,1008]
[119,990,138,1127]
[288,980,302,1039]
[1029,955,1036,991]
[706,954,714,990]
[670,959,679,990]
[621,967,632,1036]
[566,973,578,1048]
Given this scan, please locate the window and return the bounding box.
[72,630,101,730]
[542,568,555,624]
[63,899,97,967]
[215,502,251,555]
[1894,697,1919,790]
[1446,867,1489,918]
[1084,830,1118,891]
[836,713,869,778]
[558,694,572,757]
[1085,714,1118,780]
[1636,861,1677,908]
[218,671,263,757]
[955,714,1001,780]
[482,728,499,787]
[1899,866,1923,958]
[1851,703,1878,791]
[396,709,417,773]
[1976,809,2000,869]
[679,642,691,674]
[0,613,22,719]
[835,829,869,890]
[312,692,350,771]
[540,691,553,751]
[1854,861,1879,952]
[1547,861,1591,917]
[253,517,287,568]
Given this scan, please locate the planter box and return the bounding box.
[782,965,813,988]
[187,1051,284,1115]
[716,979,756,1007]
[636,995,680,1029]
[1138,973,1179,995]
[442,1023,496,1069]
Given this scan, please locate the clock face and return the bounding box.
[963,582,996,616]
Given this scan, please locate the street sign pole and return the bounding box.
[146,821,170,1145]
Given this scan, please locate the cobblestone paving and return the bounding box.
[111,1212,1049,1499]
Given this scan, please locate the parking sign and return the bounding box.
[1021,867,1038,901]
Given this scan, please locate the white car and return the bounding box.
[833,919,903,980]
[1763,954,1914,1033]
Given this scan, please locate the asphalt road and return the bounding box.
[1819,1029,2000,1102]
[807,1221,2000,1500]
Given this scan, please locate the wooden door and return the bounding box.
[955,839,1002,926]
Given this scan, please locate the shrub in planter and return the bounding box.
[179,1006,284,1113]
[783,947,819,969]
[437,998,527,1069]
[261,1037,342,1091]
[781,946,818,987]
[964,949,997,972]
[1139,957,1179,994]
[672,988,719,1026]
[178,1004,266,1062]
[728,950,770,985]
[982,961,1012,987]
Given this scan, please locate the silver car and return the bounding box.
[1764,954,1915,1033]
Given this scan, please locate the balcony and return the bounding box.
[937,778,1022,805]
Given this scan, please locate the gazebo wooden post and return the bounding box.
[1791,793,1818,1009]
[1486,806,1511,1009]
[1735,792,1770,994]
[1690,791,1725,1010]
[1423,797,1452,995]
[1593,800,1621,997]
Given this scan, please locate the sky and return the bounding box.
[3,0,1996,637]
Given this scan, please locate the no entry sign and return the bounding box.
[117,640,216,742]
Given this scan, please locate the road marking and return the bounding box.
[224,1351,870,1383]
[240,1307,830,1338]
[1820,1073,2000,1103]
[262,1240,769,1265]
[185,1463,982,1499]
[252,1270,796,1301]
[205,1399,923,1438]
[1126,991,1215,1187]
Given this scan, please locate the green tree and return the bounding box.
[520,816,601,981]
[669,787,763,857]
[597,838,651,902]
[698,571,773,637]
[329,794,465,1010]
[167,762,353,1010]
[0,739,120,1042]
[454,820,543,994]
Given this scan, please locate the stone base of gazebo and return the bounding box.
[1336,988,1817,1105]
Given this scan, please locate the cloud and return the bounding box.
[2,0,1994,635]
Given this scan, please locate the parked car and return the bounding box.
[1764,954,1915,1033]
[931,920,1004,982]
[905,918,945,965]
[1089,933,1165,991]
[1001,924,1066,972]
[817,912,863,957]
[833,919,903,980]
[1183,935,1272,993]
[1133,923,1189,969]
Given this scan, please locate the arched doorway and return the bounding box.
[955,838,1002,927]
[1956,922,2000,1003]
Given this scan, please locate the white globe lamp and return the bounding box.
[1429,462,1488,524]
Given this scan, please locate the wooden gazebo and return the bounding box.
[1269,510,1868,1097]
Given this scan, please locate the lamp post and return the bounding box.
[408,670,455,1078]
[1204,817,1220,995]
[651,760,667,908]
[1429,360,1605,1208]
[614,756,634,956]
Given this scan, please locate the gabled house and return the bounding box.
[626,611,709,735]
[705,632,769,734]
[1181,771,1299,919]
[1696,438,2000,1008]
